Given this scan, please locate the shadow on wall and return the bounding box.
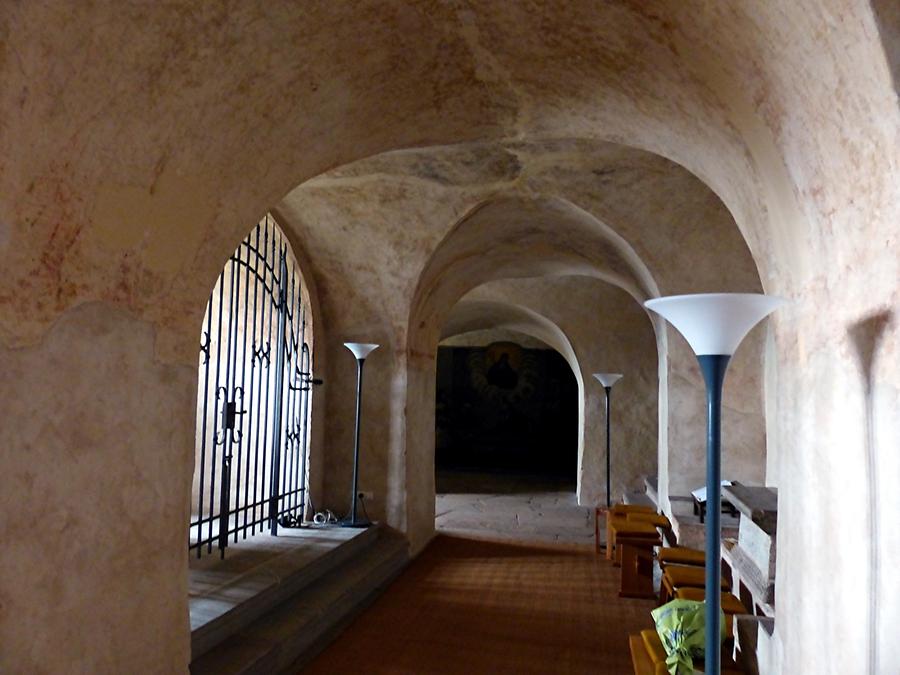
[872,0,900,90]
[848,307,894,675]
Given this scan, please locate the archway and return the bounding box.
[435,337,578,482]
[190,214,317,558]
[432,297,582,542]
[400,187,765,550]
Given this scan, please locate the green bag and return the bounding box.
[650,599,726,675]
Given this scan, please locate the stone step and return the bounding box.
[190,527,409,675]
[191,525,382,660]
[623,490,655,508]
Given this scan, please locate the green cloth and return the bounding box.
[650,599,726,675]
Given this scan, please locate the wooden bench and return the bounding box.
[596,503,656,557]
[660,564,731,605]
[629,630,668,675]
[602,505,668,559]
[675,587,749,634]
[629,628,742,675]
[657,546,705,570]
[609,519,662,567]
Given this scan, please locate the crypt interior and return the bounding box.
[1,2,898,674]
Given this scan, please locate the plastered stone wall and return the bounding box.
[665,322,768,500]
[0,3,896,673]
[0,304,195,673]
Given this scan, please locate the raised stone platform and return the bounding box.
[189,524,408,674]
[721,485,778,615]
[666,495,740,549]
[723,485,778,535]
[623,484,655,508]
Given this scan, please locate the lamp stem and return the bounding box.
[605,385,612,508]
[698,354,730,675]
[349,357,365,525]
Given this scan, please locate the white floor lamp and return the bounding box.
[593,373,623,508]
[342,342,379,528]
[645,293,784,675]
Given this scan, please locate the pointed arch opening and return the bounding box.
[189,214,317,558]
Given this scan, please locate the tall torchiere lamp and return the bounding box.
[342,342,380,528]
[593,373,623,508]
[645,293,784,675]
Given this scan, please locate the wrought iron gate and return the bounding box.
[190,215,318,558]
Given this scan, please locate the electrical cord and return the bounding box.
[312,509,338,525]
[278,512,303,528]
[310,493,372,526]
[307,494,337,526]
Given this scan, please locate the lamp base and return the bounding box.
[338,518,372,529]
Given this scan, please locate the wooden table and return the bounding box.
[692,495,739,523]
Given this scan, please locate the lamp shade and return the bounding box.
[644,293,785,356]
[593,373,623,388]
[344,342,380,360]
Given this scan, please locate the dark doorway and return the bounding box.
[435,341,578,484]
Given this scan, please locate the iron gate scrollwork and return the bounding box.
[190,215,319,558]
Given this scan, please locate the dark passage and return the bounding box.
[435,342,578,481]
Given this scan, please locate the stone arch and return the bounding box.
[408,194,660,360]
[441,300,581,371]
[3,4,888,371]
[402,193,664,549]
[399,182,768,549]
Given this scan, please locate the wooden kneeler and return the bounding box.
[659,563,731,605]
[657,546,705,570]
[618,533,661,599]
[601,504,656,558]
[610,519,662,567]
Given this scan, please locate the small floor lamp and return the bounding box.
[593,373,623,508]
[645,293,784,675]
[342,342,379,528]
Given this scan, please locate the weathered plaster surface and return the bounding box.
[665,321,769,498]
[0,303,195,673]
[0,2,897,673]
